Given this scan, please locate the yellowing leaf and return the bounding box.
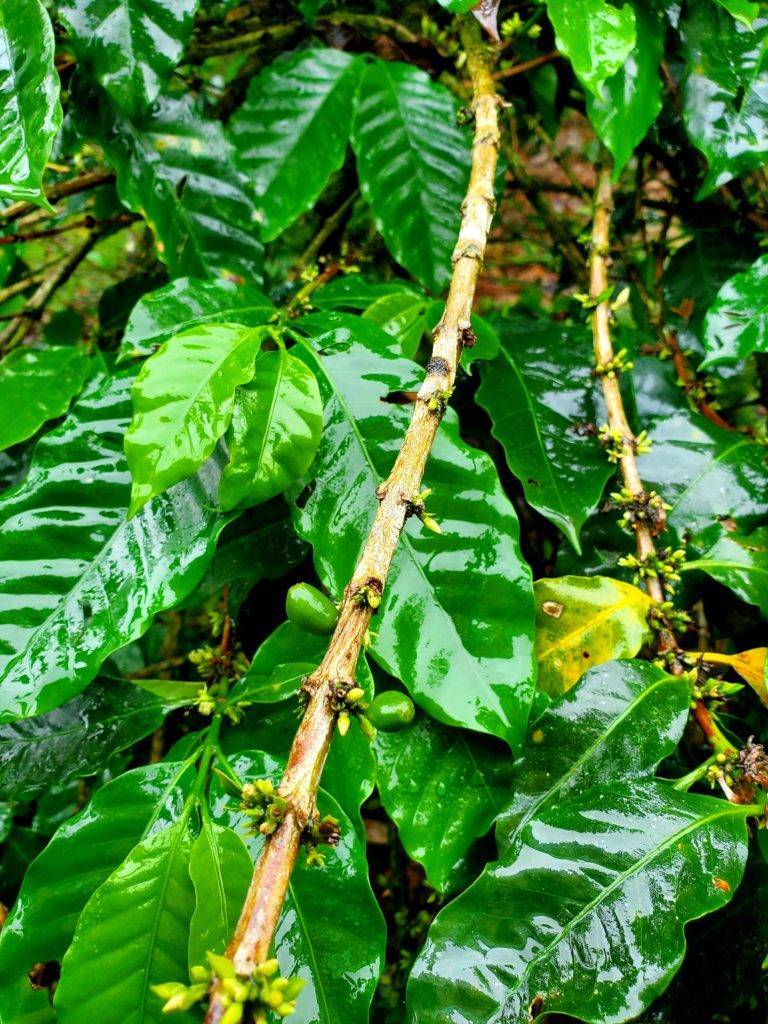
[535,575,653,696]
[701,648,768,705]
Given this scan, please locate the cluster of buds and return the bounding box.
[193,683,252,725]
[598,425,651,463]
[707,739,768,805]
[648,601,693,636]
[404,488,441,535]
[679,374,720,409]
[425,386,453,416]
[239,778,287,837]
[609,488,670,536]
[153,953,305,1023]
[594,348,634,380]
[686,664,743,704]
[501,12,542,38]
[706,750,738,794]
[189,644,249,685]
[352,582,382,612]
[302,814,341,868]
[619,546,686,592]
[328,681,376,739]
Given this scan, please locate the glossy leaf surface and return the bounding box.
[375,714,511,891]
[212,750,385,1024]
[78,88,264,282]
[0,677,183,801]
[187,819,252,968]
[702,254,768,367]
[714,0,759,24]
[409,781,749,1024]
[58,0,198,117]
[535,575,653,696]
[292,313,535,746]
[362,291,427,359]
[476,315,610,552]
[0,762,194,1021]
[0,0,61,208]
[681,7,768,195]
[546,0,636,96]
[495,660,689,859]
[230,49,359,241]
[585,3,664,174]
[0,372,226,721]
[219,346,323,511]
[55,817,197,1024]
[119,277,275,361]
[0,346,91,452]
[125,323,263,512]
[351,61,471,293]
[683,525,768,617]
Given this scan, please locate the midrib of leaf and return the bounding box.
[499,801,748,1012]
[667,436,753,521]
[682,557,768,580]
[536,590,645,664]
[503,675,677,847]
[302,343,498,713]
[250,347,286,487]
[287,878,332,1023]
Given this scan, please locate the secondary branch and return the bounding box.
[204,17,501,1021]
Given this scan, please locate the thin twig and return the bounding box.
[294,191,358,276]
[493,50,560,80]
[204,18,501,1020]
[0,169,115,225]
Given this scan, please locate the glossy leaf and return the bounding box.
[702,254,768,368]
[229,49,359,241]
[0,677,185,802]
[291,312,536,746]
[313,275,422,312]
[546,0,637,97]
[77,87,264,282]
[0,762,194,1022]
[187,819,252,968]
[535,575,653,696]
[212,750,385,1024]
[682,525,768,617]
[375,714,511,891]
[58,0,198,118]
[714,0,759,25]
[0,372,226,722]
[495,659,690,859]
[408,781,749,1024]
[476,315,611,552]
[362,292,427,359]
[585,2,664,175]
[0,346,91,452]
[681,8,768,196]
[119,277,275,362]
[351,60,471,293]
[126,324,263,513]
[0,0,61,208]
[638,412,768,544]
[55,817,197,1024]
[219,346,324,511]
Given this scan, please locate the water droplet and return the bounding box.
[436,781,447,796]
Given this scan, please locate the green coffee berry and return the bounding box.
[285,583,338,635]
[367,691,416,732]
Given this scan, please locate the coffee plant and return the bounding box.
[1,1,768,1022]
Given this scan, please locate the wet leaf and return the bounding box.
[546,0,637,97]
[702,254,768,368]
[0,346,91,452]
[682,525,768,617]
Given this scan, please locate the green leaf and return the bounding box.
[55,817,197,1024]
[313,275,422,312]
[681,7,768,196]
[292,312,535,746]
[362,292,427,359]
[0,0,61,209]
[682,525,768,617]
[76,87,264,282]
[58,0,198,118]
[213,750,385,1024]
[638,411,768,544]
[187,819,252,968]
[351,60,471,293]
[375,715,511,891]
[585,2,664,174]
[0,346,91,452]
[229,49,359,241]
[219,346,323,511]
[476,315,611,552]
[546,0,637,97]
[434,0,477,11]
[701,254,768,367]
[535,575,653,696]
[495,659,690,859]
[125,324,264,513]
[232,620,322,704]
[713,0,760,27]
[119,277,276,362]
[0,677,181,802]
[408,781,749,1024]
[0,372,226,722]
[0,762,194,1022]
